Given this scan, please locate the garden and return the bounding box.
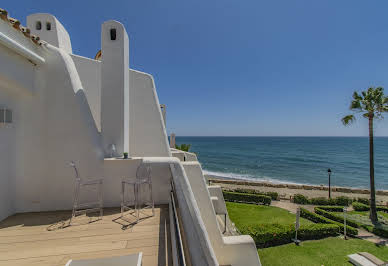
[224,190,388,265]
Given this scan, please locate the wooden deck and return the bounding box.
[0,206,171,266]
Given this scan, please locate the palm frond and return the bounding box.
[341,115,355,125]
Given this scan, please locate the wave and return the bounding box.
[202,170,313,186]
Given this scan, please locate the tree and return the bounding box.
[341,87,388,223]
[175,144,191,152]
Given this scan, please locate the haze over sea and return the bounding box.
[175,137,388,190]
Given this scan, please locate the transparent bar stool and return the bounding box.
[121,163,154,223]
[69,161,103,224]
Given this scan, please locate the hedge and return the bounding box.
[316,206,344,212]
[240,223,339,248]
[231,188,279,200]
[372,226,388,238]
[314,208,360,228]
[223,191,271,205]
[310,197,336,206]
[377,206,388,213]
[293,194,309,204]
[293,194,352,206]
[300,208,358,236]
[356,198,369,205]
[352,202,369,211]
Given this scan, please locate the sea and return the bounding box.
[175,137,388,190]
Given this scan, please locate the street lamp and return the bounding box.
[327,168,332,199]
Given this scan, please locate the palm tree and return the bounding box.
[175,144,191,152]
[342,87,388,223]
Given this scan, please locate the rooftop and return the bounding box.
[0,206,171,266]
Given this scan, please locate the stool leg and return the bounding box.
[135,183,139,223]
[99,182,103,220]
[149,182,154,216]
[70,182,80,225]
[121,182,125,217]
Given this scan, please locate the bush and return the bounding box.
[265,192,279,200]
[372,226,388,238]
[316,206,344,212]
[352,202,370,211]
[300,208,358,236]
[293,195,352,206]
[377,206,388,213]
[334,196,352,206]
[223,191,271,205]
[356,198,369,205]
[240,223,339,248]
[232,188,278,200]
[310,197,332,205]
[293,194,309,204]
[315,208,360,228]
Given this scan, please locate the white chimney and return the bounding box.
[100,20,129,157]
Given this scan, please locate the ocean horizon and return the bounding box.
[175,136,388,190]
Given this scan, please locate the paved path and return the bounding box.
[271,200,315,213]
[271,200,388,246]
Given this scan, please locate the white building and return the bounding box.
[0,9,261,266]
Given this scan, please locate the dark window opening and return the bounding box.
[110,28,116,40]
[46,22,51,31]
[36,21,42,30]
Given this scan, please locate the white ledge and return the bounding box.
[0,32,45,65]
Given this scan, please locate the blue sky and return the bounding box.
[5,0,388,136]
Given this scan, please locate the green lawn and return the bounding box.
[226,202,312,228]
[258,237,388,266]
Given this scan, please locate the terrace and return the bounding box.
[0,207,171,266]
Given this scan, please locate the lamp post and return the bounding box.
[327,168,332,199]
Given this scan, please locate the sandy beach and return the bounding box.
[206,175,388,205]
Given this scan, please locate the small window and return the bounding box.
[46,22,51,31]
[110,28,116,40]
[0,108,12,124]
[36,21,42,30]
[5,109,12,123]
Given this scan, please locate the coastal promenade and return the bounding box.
[208,177,388,205]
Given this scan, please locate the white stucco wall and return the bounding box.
[129,69,171,157]
[71,54,101,131]
[0,89,16,221]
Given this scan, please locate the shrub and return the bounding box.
[293,195,352,206]
[223,191,271,205]
[315,208,360,228]
[293,194,309,204]
[352,202,370,211]
[316,206,344,212]
[265,192,279,200]
[372,226,388,238]
[232,188,278,200]
[356,198,369,205]
[377,206,388,213]
[310,197,331,205]
[334,196,352,206]
[300,208,358,236]
[240,223,339,248]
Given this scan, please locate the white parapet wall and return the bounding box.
[182,161,261,266]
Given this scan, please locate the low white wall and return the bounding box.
[182,161,261,266]
[171,149,198,162]
[142,157,218,266]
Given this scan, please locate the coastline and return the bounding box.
[206,175,388,204]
